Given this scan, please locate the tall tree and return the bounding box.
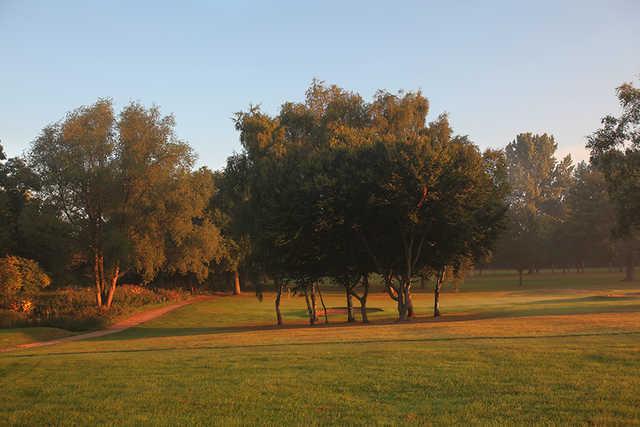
[233,82,375,323]
[212,153,254,295]
[588,80,640,281]
[497,133,573,277]
[30,99,223,308]
[0,145,74,281]
[563,162,616,269]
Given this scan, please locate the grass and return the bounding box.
[1,269,640,425]
[0,327,76,348]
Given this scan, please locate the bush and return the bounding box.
[0,256,51,309]
[0,285,190,331]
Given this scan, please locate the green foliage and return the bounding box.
[497,133,574,272]
[0,143,74,280]
[562,162,616,266]
[210,153,254,287]
[1,285,187,330]
[29,99,224,307]
[233,81,508,320]
[0,256,51,308]
[588,80,640,236]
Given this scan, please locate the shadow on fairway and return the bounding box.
[518,294,640,305]
[6,330,640,360]
[86,302,640,342]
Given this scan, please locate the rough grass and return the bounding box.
[1,270,640,425]
[0,327,75,348]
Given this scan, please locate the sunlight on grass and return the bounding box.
[1,270,639,425]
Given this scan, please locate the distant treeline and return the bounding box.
[489,134,625,281]
[1,78,638,323]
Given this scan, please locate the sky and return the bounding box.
[1,0,638,170]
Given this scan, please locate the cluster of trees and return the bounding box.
[1,101,232,310]
[1,78,638,323]
[224,81,508,322]
[493,81,639,283]
[493,134,615,283]
[588,81,640,281]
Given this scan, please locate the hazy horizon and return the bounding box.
[1,0,639,169]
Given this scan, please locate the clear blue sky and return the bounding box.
[1,0,638,169]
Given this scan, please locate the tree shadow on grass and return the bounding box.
[86,302,640,343]
[7,329,640,359]
[516,294,640,305]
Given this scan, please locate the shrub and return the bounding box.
[0,281,189,331]
[0,256,51,309]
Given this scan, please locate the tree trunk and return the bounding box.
[105,263,119,309]
[275,282,283,326]
[99,254,106,301]
[233,270,241,295]
[406,285,415,318]
[434,268,444,318]
[518,269,523,287]
[316,284,328,324]
[397,279,408,321]
[346,287,355,322]
[304,288,315,325]
[93,250,103,308]
[624,243,635,282]
[360,275,369,323]
[310,285,318,323]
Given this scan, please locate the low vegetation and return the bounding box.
[0,285,188,331]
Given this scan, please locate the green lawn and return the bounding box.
[1,270,640,425]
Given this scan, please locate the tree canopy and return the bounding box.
[29,99,224,308]
[588,80,640,280]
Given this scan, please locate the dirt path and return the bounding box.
[1,295,213,353]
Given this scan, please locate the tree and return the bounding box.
[0,146,42,255]
[278,82,375,323]
[233,82,376,324]
[0,143,74,280]
[563,162,616,270]
[30,99,224,308]
[496,133,573,278]
[211,153,254,295]
[420,142,508,317]
[336,96,507,320]
[588,80,640,281]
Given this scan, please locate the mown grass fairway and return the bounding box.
[2,270,640,425]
